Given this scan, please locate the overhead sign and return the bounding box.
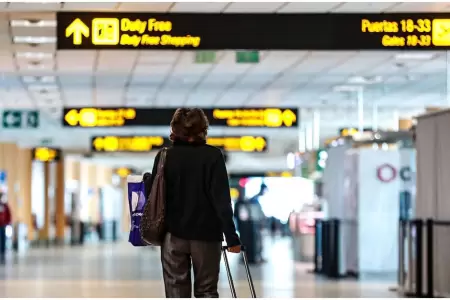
[92,136,166,152]
[63,107,298,128]
[339,127,373,137]
[32,147,61,162]
[57,12,450,50]
[2,110,39,129]
[91,135,268,153]
[207,136,267,152]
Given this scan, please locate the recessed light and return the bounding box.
[10,20,57,27]
[23,76,55,84]
[16,52,54,60]
[28,85,59,92]
[13,36,56,44]
[25,64,54,70]
[348,76,383,84]
[333,85,362,92]
[394,53,435,61]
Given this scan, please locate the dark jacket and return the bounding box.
[148,139,240,247]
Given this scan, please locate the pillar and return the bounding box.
[54,156,65,243]
[17,148,32,241]
[121,177,130,234]
[38,161,50,243]
[3,144,18,221]
[65,159,80,245]
[398,118,413,130]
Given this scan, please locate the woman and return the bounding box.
[148,108,241,298]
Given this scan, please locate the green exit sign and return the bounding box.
[236,51,259,63]
[195,51,216,63]
[2,110,39,129]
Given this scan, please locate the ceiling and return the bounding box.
[0,2,448,170]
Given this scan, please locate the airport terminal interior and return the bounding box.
[1,1,450,298]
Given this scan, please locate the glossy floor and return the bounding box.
[0,237,398,298]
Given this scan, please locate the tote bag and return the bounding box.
[127,175,149,246]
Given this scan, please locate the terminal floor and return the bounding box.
[0,237,398,298]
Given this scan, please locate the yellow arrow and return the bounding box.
[65,109,79,126]
[254,137,266,152]
[66,18,90,45]
[93,137,104,151]
[282,109,297,127]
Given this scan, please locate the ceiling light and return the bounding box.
[25,63,54,70]
[13,36,56,44]
[394,53,435,60]
[333,85,362,92]
[10,20,57,27]
[23,76,55,84]
[28,84,59,92]
[347,76,383,85]
[15,52,54,60]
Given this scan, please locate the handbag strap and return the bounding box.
[157,148,168,174]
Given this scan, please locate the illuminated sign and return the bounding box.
[91,135,268,153]
[92,136,165,152]
[339,127,373,137]
[115,167,137,178]
[63,107,298,128]
[207,136,267,152]
[57,12,450,50]
[32,147,61,162]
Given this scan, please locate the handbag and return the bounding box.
[127,175,149,247]
[140,148,168,246]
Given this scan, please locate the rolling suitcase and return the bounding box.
[222,245,257,298]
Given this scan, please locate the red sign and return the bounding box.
[377,164,397,183]
[376,164,412,183]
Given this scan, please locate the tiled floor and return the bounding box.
[0,237,399,298]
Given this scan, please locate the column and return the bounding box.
[38,161,50,244]
[54,155,65,244]
[312,110,320,150]
[399,118,413,130]
[121,176,130,235]
[3,144,18,221]
[65,159,80,245]
[17,148,33,241]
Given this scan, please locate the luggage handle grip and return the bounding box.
[222,245,246,252]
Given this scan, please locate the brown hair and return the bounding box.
[170,108,209,142]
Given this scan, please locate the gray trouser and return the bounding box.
[160,232,222,298]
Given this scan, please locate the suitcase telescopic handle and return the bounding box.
[221,245,247,251]
[221,245,257,298]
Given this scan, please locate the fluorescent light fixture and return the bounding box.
[10,20,57,27]
[24,63,54,70]
[13,36,56,44]
[347,76,382,85]
[333,85,362,92]
[23,76,55,83]
[15,52,54,59]
[395,53,435,60]
[28,85,59,92]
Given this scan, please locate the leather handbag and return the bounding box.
[140,148,168,246]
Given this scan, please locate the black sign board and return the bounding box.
[32,147,62,162]
[63,107,297,128]
[57,12,450,50]
[91,135,268,153]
